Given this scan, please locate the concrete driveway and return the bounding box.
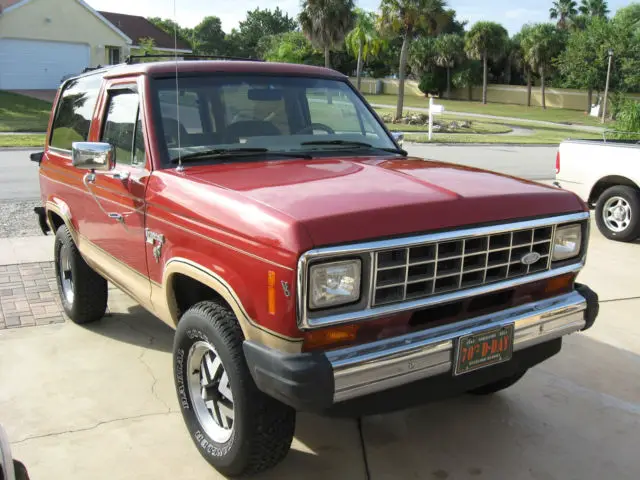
[1,219,639,480]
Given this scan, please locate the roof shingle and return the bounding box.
[98,11,191,51]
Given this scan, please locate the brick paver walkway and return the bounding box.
[0,262,65,329]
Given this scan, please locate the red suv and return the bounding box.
[34,59,598,476]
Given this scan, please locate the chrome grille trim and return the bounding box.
[372,226,554,307]
[297,211,589,329]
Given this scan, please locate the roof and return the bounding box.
[102,60,346,79]
[98,11,191,52]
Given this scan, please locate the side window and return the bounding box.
[50,74,103,150]
[101,92,144,167]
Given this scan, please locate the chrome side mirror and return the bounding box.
[391,132,404,147]
[72,142,115,171]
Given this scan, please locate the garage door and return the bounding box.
[0,38,90,90]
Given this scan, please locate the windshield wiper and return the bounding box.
[170,148,313,163]
[300,140,407,156]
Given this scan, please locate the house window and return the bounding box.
[106,47,121,65]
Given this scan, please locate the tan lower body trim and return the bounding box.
[46,203,302,354]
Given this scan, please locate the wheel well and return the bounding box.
[588,176,640,207]
[171,273,229,320]
[48,211,65,232]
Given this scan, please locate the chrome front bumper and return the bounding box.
[326,291,588,403]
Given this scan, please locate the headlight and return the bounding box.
[309,260,361,309]
[552,224,582,261]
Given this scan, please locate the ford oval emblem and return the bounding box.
[521,252,541,266]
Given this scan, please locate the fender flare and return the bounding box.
[161,258,303,353]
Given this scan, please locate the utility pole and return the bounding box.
[602,49,614,124]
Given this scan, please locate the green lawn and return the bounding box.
[405,127,602,145]
[0,91,52,133]
[364,93,608,127]
[0,134,46,148]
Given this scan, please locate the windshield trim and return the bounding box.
[149,73,401,169]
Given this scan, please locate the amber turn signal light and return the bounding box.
[303,324,360,351]
[544,273,576,296]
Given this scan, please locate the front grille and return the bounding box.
[373,226,554,306]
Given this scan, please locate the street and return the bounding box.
[1,145,557,202]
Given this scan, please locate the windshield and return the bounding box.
[150,75,397,165]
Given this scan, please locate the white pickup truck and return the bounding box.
[555,139,640,242]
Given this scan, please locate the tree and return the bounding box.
[434,33,464,98]
[550,0,578,30]
[558,17,614,111]
[579,0,609,18]
[452,59,482,101]
[263,31,323,65]
[346,9,384,90]
[193,17,227,55]
[148,18,193,49]
[299,0,356,69]
[379,0,449,119]
[236,8,297,58]
[465,22,509,104]
[514,25,535,106]
[521,23,566,109]
[612,4,640,93]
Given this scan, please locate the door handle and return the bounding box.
[112,171,130,181]
[108,213,123,222]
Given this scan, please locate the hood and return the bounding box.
[182,156,585,247]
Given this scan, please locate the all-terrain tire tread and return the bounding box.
[55,225,108,324]
[185,301,295,476]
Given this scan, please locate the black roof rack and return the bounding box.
[125,53,264,65]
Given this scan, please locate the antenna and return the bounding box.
[173,0,183,172]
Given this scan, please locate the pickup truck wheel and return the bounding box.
[173,301,295,477]
[54,225,108,324]
[595,186,640,242]
[468,370,527,395]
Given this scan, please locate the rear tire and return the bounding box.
[468,370,527,395]
[54,225,108,324]
[173,301,295,477]
[595,185,640,242]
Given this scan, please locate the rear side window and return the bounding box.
[50,74,103,151]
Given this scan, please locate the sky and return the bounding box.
[87,0,633,36]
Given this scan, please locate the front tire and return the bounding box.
[595,185,640,242]
[173,301,295,477]
[54,225,108,324]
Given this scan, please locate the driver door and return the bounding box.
[81,81,150,301]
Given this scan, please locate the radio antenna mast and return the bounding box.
[173,0,183,172]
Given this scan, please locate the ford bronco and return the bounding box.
[33,59,599,476]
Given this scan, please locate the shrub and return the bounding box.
[614,100,640,136]
[418,70,447,96]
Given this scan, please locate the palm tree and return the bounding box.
[550,0,578,29]
[513,25,535,107]
[579,0,609,18]
[299,0,356,68]
[379,0,449,120]
[346,9,384,91]
[521,23,565,109]
[465,22,509,104]
[434,33,464,98]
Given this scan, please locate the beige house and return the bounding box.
[0,0,191,90]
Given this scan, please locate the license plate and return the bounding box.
[454,325,514,376]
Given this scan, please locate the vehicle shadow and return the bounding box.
[355,331,640,479]
[81,304,174,353]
